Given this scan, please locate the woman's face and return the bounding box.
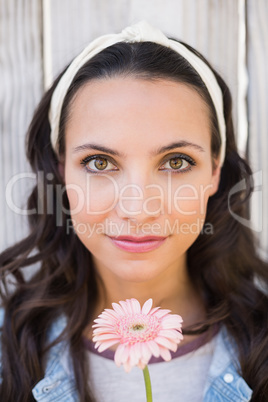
[64,77,220,283]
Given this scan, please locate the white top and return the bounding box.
[86,332,218,402]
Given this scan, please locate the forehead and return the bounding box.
[65,77,211,153]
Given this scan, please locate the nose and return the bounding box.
[115,177,162,224]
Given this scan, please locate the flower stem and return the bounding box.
[143,365,153,402]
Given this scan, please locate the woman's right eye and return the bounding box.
[80,156,118,173]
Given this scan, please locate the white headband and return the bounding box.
[49,20,226,165]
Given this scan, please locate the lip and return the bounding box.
[108,235,168,253]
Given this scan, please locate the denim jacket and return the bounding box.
[0,310,252,401]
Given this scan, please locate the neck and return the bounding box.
[93,257,205,330]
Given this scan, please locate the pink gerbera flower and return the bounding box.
[92,298,183,372]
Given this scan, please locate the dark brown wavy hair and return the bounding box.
[0,41,267,401]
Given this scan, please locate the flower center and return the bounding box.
[115,313,161,344]
[130,324,146,332]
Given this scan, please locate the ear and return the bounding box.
[58,161,65,182]
[208,163,221,197]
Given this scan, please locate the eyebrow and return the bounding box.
[153,141,205,155]
[72,141,205,156]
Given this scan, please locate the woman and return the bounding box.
[0,21,267,401]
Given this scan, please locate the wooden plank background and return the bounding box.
[247,0,268,258]
[0,0,267,261]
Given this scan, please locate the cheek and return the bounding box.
[66,173,119,223]
[168,177,213,219]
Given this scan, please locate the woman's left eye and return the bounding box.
[159,155,195,172]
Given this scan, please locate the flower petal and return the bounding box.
[114,344,128,366]
[155,336,178,352]
[92,327,116,335]
[158,328,183,340]
[159,345,172,361]
[129,298,141,314]
[154,309,171,319]
[93,334,120,342]
[103,308,119,318]
[92,323,114,329]
[100,312,118,321]
[161,314,183,329]
[141,342,152,363]
[149,307,160,315]
[93,318,114,325]
[141,298,153,315]
[137,359,147,370]
[147,340,160,357]
[112,302,125,315]
[123,356,133,373]
[97,339,118,353]
[129,344,140,366]
[119,300,131,314]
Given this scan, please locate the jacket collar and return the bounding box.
[203,326,252,401]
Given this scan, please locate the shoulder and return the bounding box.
[32,314,79,401]
[203,326,252,401]
[38,313,71,376]
[1,308,78,400]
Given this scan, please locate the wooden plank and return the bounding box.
[247,0,268,257]
[0,0,43,250]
